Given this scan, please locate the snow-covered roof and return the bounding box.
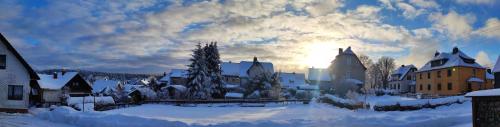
[486,72,494,79]
[418,49,485,72]
[307,68,331,81]
[224,84,240,89]
[391,65,416,81]
[225,92,244,98]
[467,77,484,83]
[92,79,119,93]
[279,72,306,88]
[346,78,363,85]
[239,61,274,77]
[466,88,500,97]
[494,56,500,73]
[297,85,319,90]
[37,72,79,90]
[221,62,240,76]
[159,75,170,82]
[169,69,188,78]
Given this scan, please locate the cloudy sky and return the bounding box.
[1,0,499,74]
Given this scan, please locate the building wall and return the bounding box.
[0,41,31,110]
[223,75,240,85]
[388,70,416,93]
[416,67,492,95]
[42,90,62,103]
[329,54,366,87]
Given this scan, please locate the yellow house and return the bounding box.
[416,47,494,96]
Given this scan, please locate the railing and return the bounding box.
[144,99,311,104]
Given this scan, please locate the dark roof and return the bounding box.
[0,33,40,80]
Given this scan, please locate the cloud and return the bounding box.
[473,18,500,39]
[475,51,493,68]
[428,10,475,40]
[409,0,439,9]
[456,0,495,5]
[378,0,395,10]
[396,2,425,19]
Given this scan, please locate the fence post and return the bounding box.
[82,96,85,112]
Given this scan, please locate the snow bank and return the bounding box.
[35,106,190,127]
[373,96,467,106]
[324,94,357,105]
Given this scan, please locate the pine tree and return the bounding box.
[185,43,211,100]
[205,42,226,98]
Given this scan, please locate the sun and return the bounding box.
[303,42,339,68]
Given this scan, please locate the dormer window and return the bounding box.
[460,56,475,64]
[430,59,448,67]
[0,54,5,69]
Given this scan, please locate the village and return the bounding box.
[1,31,500,127]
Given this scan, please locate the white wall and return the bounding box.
[0,40,31,110]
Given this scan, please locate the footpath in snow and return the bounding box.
[26,99,473,127]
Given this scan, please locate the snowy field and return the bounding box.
[0,98,473,127]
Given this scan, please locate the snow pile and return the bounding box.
[323,94,358,105]
[465,88,500,97]
[35,106,189,127]
[373,96,467,106]
[225,92,243,99]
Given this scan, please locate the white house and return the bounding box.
[279,72,306,89]
[37,72,92,103]
[388,65,418,93]
[0,33,40,113]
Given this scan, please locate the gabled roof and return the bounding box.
[0,33,39,80]
[37,72,79,90]
[335,46,367,70]
[279,72,306,88]
[92,79,120,93]
[391,65,416,81]
[307,68,331,81]
[494,56,500,73]
[221,62,240,76]
[418,48,484,72]
[240,61,274,77]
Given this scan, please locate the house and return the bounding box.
[37,71,92,104]
[416,47,493,96]
[328,47,366,95]
[279,72,306,90]
[239,58,274,85]
[388,65,418,93]
[465,88,500,127]
[0,33,40,113]
[221,61,240,85]
[307,67,332,92]
[92,79,120,96]
[165,69,188,85]
[494,56,500,88]
[243,57,279,99]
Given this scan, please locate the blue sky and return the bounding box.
[0,0,499,73]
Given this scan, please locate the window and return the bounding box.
[437,71,441,78]
[397,84,400,89]
[420,73,422,79]
[447,83,452,90]
[427,84,431,90]
[419,84,423,90]
[407,75,411,80]
[0,55,5,69]
[473,69,476,76]
[8,85,23,100]
[427,72,430,79]
[447,69,452,77]
[437,83,442,91]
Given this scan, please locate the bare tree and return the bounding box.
[376,57,396,89]
[358,54,374,90]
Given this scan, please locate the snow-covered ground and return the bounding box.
[0,96,473,127]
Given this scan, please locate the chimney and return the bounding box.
[61,68,66,76]
[53,72,58,79]
[401,65,405,67]
[452,47,459,54]
[253,56,258,62]
[163,72,166,76]
[434,51,440,57]
[339,48,343,54]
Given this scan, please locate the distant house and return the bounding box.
[416,47,493,96]
[388,65,418,93]
[0,33,40,113]
[221,62,240,85]
[307,67,332,91]
[163,69,188,86]
[220,58,274,94]
[279,72,306,89]
[494,56,500,88]
[92,79,120,96]
[328,47,366,95]
[240,58,274,85]
[37,71,92,103]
